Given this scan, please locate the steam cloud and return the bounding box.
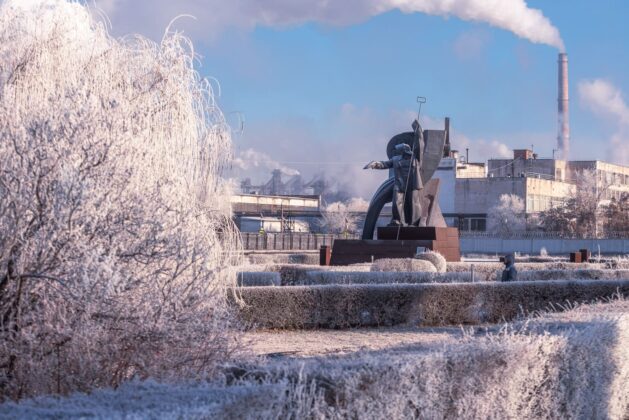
[578,79,629,164]
[100,0,564,50]
[578,79,629,124]
[233,148,300,177]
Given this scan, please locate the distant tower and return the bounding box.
[269,169,283,195]
[557,53,570,159]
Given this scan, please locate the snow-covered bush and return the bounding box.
[3,298,628,418]
[515,269,629,281]
[235,280,629,329]
[301,271,470,285]
[371,258,437,273]
[0,0,242,400]
[415,251,447,273]
[237,272,281,287]
[319,198,367,234]
[247,252,320,265]
[487,194,526,235]
[606,255,629,270]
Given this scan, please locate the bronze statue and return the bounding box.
[360,117,450,239]
[364,120,426,227]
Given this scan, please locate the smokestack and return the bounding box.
[557,53,570,159]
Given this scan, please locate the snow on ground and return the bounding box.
[247,326,467,358]
[3,298,627,419]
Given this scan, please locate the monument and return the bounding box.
[329,116,461,265]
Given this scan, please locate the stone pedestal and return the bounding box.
[330,227,460,265]
[377,227,460,262]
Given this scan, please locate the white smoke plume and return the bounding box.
[99,0,564,50]
[578,79,629,165]
[233,148,300,177]
[387,0,564,50]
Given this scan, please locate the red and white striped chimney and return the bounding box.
[557,53,569,159]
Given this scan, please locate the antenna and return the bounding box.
[416,96,427,120]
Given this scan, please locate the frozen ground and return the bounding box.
[3,298,627,419]
[247,326,467,358]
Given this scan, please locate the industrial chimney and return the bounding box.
[557,53,570,159]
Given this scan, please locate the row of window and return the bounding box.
[598,170,629,186]
[458,218,486,232]
[526,195,565,212]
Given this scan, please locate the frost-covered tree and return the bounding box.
[0,0,242,400]
[603,193,629,234]
[487,194,526,235]
[540,169,609,237]
[320,198,368,235]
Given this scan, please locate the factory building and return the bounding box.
[434,149,629,231]
[231,193,320,233]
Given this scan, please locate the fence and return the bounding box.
[241,232,629,254]
[241,232,360,251]
[460,237,629,255]
[459,231,629,239]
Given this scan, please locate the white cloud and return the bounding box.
[454,134,512,162]
[578,79,629,125]
[578,79,629,165]
[96,0,563,49]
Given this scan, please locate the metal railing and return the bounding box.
[459,231,629,239]
[241,232,360,251]
[241,231,629,251]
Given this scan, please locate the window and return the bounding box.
[470,218,486,231]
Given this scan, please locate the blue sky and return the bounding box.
[99,0,629,197]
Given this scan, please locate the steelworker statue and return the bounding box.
[364,120,425,226]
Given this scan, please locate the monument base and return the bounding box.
[330,227,460,265]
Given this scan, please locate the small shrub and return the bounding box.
[300,271,472,286]
[606,256,629,270]
[415,251,447,273]
[237,272,281,287]
[371,258,437,273]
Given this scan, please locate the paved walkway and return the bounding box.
[245,325,471,358]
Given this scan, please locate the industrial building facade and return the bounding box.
[434,149,629,231]
[232,148,629,234]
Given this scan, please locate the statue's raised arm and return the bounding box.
[363,160,392,170]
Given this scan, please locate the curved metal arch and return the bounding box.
[361,177,394,240]
[362,127,447,240]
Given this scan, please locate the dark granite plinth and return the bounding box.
[330,226,461,265]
